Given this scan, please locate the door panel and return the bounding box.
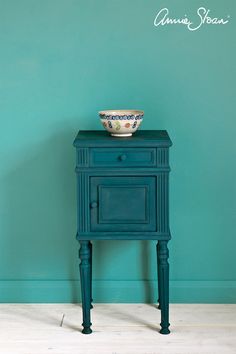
[90,176,156,232]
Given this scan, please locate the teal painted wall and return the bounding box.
[0,0,235,303]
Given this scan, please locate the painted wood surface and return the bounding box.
[75,130,172,334]
[0,304,235,354]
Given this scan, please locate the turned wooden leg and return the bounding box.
[89,241,93,309]
[158,240,170,334]
[79,241,92,334]
[156,242,161,310]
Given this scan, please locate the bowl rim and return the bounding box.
[99,109,144,116]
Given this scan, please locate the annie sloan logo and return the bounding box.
[154,7,230,31]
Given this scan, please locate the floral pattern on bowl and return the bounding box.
[99,110,144,137]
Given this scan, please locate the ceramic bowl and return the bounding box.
[99,110,144,137]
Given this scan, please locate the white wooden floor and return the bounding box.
[0,304,235,354]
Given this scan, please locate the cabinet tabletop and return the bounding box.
[73,130,172,147]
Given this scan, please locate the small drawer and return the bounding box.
[90,148,156,167]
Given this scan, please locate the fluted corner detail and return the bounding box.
[77,173,89,233]
[158,173,169,233]
[157,148,169,166]
[77,148,89,167]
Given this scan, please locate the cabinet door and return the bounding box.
[90,176,156,232]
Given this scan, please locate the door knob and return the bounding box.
[119,154,127,161]
[90,201,98,209]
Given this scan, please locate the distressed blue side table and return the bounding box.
[73,130,172,334]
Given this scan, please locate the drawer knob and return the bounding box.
[90,202,98,209]
[119,154,127,161]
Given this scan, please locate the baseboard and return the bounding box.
[0,280,235,303]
